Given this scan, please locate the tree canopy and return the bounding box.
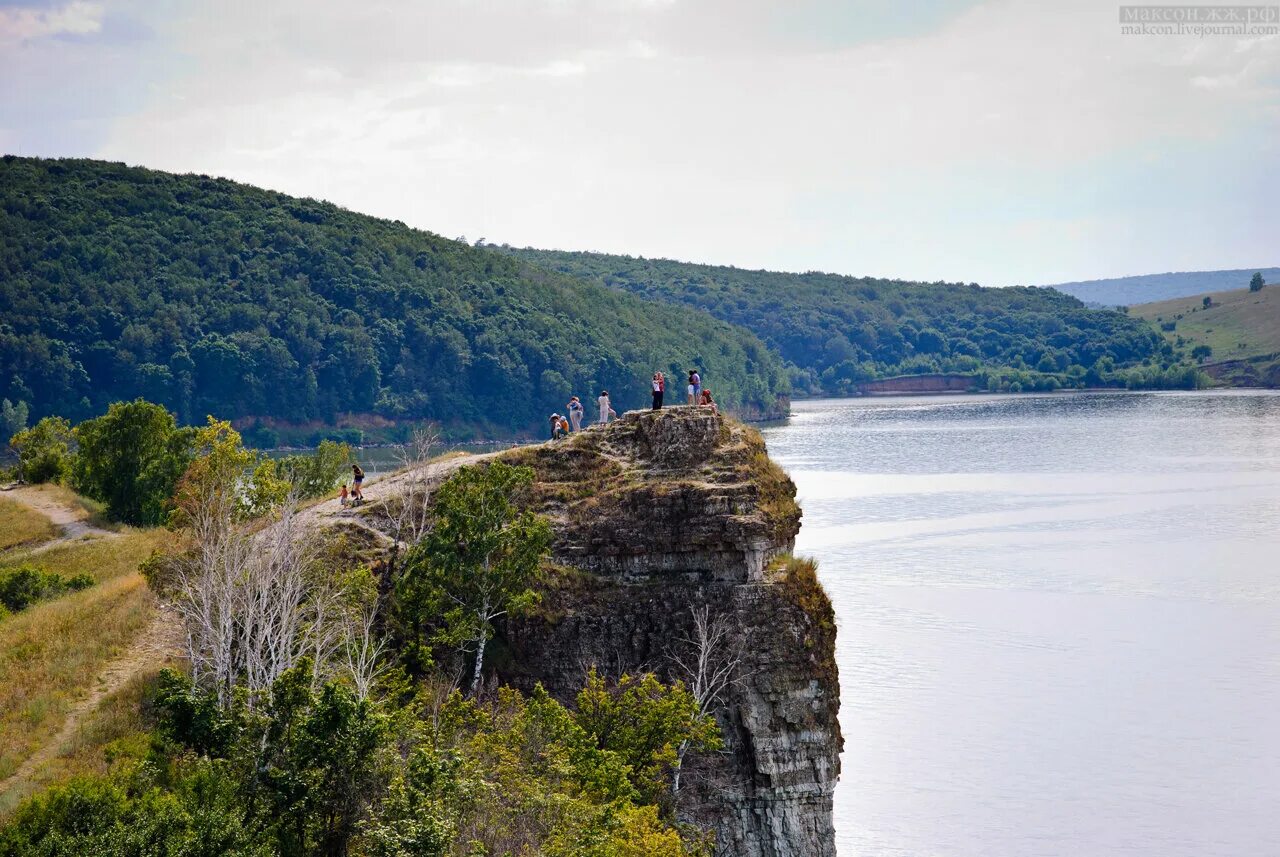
[498,247,1178,395]
[0,157,787,437]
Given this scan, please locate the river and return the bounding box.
[760,391,1280,857]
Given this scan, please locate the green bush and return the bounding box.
[0,566,94,613]
[9,416,75,484]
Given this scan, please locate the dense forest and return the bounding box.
[498,247,1184,395]
[0,157,785,438]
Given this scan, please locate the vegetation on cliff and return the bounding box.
[497,246,1189,395]
[0,157,786,438]
[2,404,738,854]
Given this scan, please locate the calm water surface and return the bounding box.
[761,391,1280,857]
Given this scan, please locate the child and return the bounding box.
[340,484,350,508]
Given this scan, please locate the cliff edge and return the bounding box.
[326,407,841,856]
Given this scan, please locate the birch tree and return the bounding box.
[155,421,363,706]
[378,425,439,576]
[394,462,551,694]
[666,604,745,799]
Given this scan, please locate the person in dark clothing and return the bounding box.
[351,463,365,503]
[652,371,665,410]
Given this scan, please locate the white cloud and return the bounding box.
[70,0,1280,284]
[0,1,103,42]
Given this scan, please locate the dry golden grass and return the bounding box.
[0,527,170,584]
[0,497,57,551]
[0,667,163,815]
[19,483,114,529]
[0,529,166,788]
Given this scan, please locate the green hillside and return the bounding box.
[1042,268,1280,307]
[0,157,786,439]
[1133,283,1280,385]
[497,247,1179,395]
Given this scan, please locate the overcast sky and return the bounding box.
[2,0,1276,286]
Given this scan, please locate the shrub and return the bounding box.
[9,416,75,484]
[0,565,94,613]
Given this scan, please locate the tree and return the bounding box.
[1191,344,1213,363]
[274,439,352,499]
[395,462,552,692]
[9,416,74,484]
[72,399,194,525]
[1250,272,1265,292]
[378,426,439,579]
[1,399,28,443]
[667,605,744,799]
[572,669,721,809]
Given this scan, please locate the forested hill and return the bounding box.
[497,247,1174,395]
[0,157,786,437]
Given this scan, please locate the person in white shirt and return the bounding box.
[598,390,615,425]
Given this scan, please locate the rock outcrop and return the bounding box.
[495,408,841,857]
[336,407,841,856]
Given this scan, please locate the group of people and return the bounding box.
[339,463,365,508]
[548,370,717,440]
[649,369,716,413]
[338,372,722,509]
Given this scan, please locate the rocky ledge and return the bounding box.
[340,407,842,856]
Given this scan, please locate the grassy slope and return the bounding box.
[1132,285,1280,362]
[1045,268,1280,306]
[0,499,57,551]
[0,527,167,803]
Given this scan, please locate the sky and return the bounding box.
[1,0,1277,286]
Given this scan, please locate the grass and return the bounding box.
[0,668,163,815]
[0,527,170,585]
[0,498,57,552]
[1133,285,1280,363]
[0,528,167,791]
[767,554,838,686]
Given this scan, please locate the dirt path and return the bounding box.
[1,486,119,557]
[0,488,176,803]
[0,608,182,799]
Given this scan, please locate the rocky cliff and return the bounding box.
[342,407,841,856]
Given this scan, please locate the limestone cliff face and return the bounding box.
[338,407,841,855]
[494,409,842,857]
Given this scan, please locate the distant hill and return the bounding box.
[1132,283,1280,386]
[1042,269,1280,307]
[0,157,787,439]
[496,247,1174,395]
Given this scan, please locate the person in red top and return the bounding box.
[652,371,665,410]
[699,387,718,414]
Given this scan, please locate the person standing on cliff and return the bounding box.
[350,463,365,503]
[567,396,584,432]
[652,372,665,410]
[598,390,615,425]
[692,369,702,404]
